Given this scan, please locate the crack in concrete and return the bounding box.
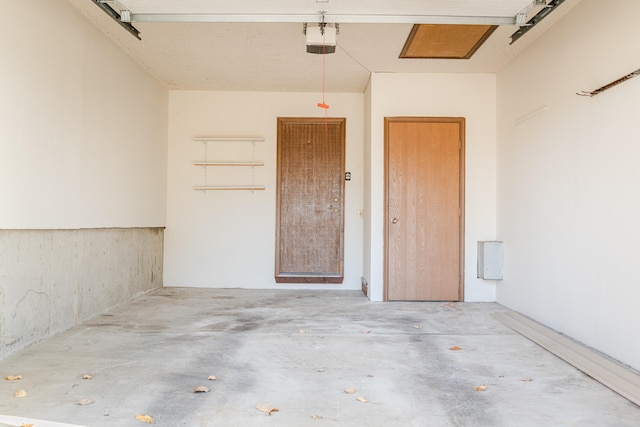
[12,288,50,320]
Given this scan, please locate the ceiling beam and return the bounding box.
[130,13,517,26]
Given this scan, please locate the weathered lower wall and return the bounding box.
[0,228,163,360]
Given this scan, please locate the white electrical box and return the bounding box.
[477,241,503,280]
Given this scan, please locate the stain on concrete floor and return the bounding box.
[0,288,639,426]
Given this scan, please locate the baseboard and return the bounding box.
[361,276,368,297]
[494,311,640,407]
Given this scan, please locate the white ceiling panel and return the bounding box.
[67,0,582,92]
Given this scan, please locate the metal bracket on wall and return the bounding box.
[577,68,640,97]
[91,0,141,40]
[510,0,566,45]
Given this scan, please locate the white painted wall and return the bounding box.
[165,91,364,289]
[0,0,168,360]
[364,73,498,302]
[496,0,640,370]
[0,0,167,229]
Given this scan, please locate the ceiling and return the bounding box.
[65,0,581,92]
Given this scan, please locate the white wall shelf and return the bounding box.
[193,136,264,142]
[192,136,264,192]
[193,186,266,191]
[192,162,264,167]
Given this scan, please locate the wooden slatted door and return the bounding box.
[385,117,464,301]
[275,117,346,283]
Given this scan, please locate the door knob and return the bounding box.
[391,218,398,224]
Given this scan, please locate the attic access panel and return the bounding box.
[400,24,498,59]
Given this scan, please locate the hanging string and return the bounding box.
[317,22,329,128]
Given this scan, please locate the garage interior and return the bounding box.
[2,0,640,425]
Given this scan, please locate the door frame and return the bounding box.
[383,116,466,301]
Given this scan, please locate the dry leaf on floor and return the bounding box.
[256,404,279,415]
[14,389,27,398]
[413,325,423,329]
[356,396,368,403]
[344,387,356,394]
[475,384,488,391]
[208,375,217,381]
[520,377,534,382]
[311,415,323,420]
[21,423,34,427]
[82,374,93,379]
[299,329,306,334]
[6,375,22,380]
[360,330,370,334]
[449,346,462,351]
[135,414,154,424]
[194,386,210,393]
[76,399,95,405]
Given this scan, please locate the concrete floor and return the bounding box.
[1,288,639,427]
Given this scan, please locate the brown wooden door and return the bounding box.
[275,117,345,283]
[385,117,464,301]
